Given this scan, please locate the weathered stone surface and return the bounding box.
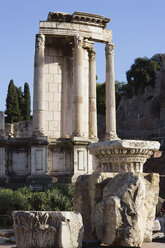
[74,172,115,240]
[94,173,159,247]
[116,54,165,143]
[13,211,83,248]
[156,197,165,216]
[153,219,161,231]
[74,172,159,247]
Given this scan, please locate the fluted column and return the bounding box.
[88,48,97,139]
[104,43,118,140]
[72,36,84,137]
[33,34,45,136]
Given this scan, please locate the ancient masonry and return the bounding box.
[0,12,116,186]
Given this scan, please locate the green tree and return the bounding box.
[5,80,21,123]
[126,54,162,95]
[96,80,126,115]
[16,87,24,121]
[23,82,31,120]
[96,82,105,115]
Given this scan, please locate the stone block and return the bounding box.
[54,74,62,83]
[47,130,54,138]
[153,219,161,232]
[49,82,58,92]
[53,92,61,101]
[53,130,61,138]
[45,111,54,121]
[58,83,62,93]
[44,101,49,111]
[44,64,49,73]
[44,73,54,83]
[54,112,61,121]
[55,102,61,112]
[45,82,49,92]
[45,92,54,101]
[49,120,60,131]
[48,102,56,111]
[13,211,83,248]
[12,151,29,176]
[74,172,159,247]
[48,63,59,74]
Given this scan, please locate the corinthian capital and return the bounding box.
[74,36,83,49]
[35,34,45,48]
[105,43,115,56]
[88,48,96,60]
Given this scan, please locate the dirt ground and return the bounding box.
[1,242,165,248]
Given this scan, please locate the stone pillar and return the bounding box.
[61,56,68,138]
[33,34,45,136]
[104,43,118,140]
[72,36,84,137]
[88,48,97,139]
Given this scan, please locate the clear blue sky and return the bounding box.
[0,0,165,111]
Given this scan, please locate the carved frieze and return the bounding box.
[47,11,110,28]
[88,139,160,173]
[13,211,84,248]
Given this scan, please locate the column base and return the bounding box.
[104,132,120,141]
[33,130,45,137]
[72,131,84,138]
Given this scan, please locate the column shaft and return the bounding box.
[89,48,97,138]
[72,36,84,137]
[33,34,45,136]
[104,43,118,140]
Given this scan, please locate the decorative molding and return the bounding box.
[35,34,45,48]
[88,139,160,173]
[74,36,83,49]
[88,48,96,60]
[47,11,110,28]
[105,43,115,56]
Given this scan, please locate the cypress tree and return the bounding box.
[16,87,24,121]
[5,80,21,123]
[23,82,31,120]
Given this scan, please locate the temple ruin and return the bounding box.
[0,11,117,186]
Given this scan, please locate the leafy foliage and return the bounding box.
[126,54,162,95]
[5,80,21,123]
[96,81,128,115]
[96,54,162,115]
[0,184,75,217]
[96,82,105,115]
[5,80,31,123]
[16,87,24,121]
[24,82,31,120]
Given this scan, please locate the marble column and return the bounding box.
[104,43,118,140]
[33,33,45,136]
[88,48,97,139]
[72,36,84,137]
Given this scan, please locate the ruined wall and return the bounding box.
[43,44,89,139]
